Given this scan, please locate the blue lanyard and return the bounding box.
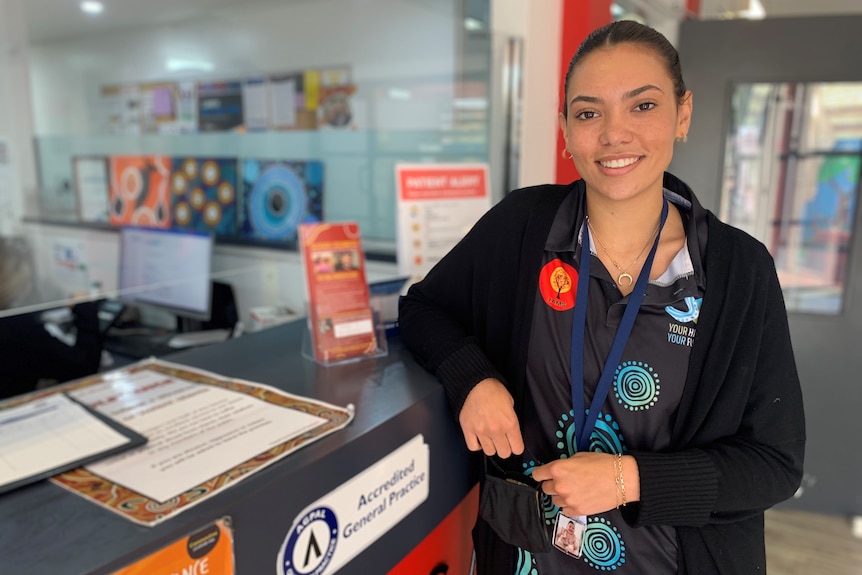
[570,198,669,454]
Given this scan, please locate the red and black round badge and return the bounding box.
[539,258,577,311]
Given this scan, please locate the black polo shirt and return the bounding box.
[516,188,707,574]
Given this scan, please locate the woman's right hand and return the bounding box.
[459,378,524,458]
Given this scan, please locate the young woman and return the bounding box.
[399,21,805,575]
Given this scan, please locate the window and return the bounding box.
[721,82,861,314]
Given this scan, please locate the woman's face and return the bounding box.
[559,43,692,204]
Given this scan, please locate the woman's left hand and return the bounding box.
[531,453,639,517]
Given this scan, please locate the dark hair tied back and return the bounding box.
[562,20,687,116]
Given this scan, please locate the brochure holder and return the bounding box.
[301,295,388,366]
[298,221,385,366]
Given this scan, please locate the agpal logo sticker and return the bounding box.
[280,507,339,575]
[277,435,430,575]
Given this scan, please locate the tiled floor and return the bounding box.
[765,509,862,575]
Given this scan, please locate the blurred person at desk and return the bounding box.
[0,237,104,401]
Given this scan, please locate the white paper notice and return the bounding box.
[69,369,327,503]
[243,79,270,131]
[395,163,491,281]
[175,81,198,133]
[271,78,297,128]
[0,394,131,488]
[52,239,91,297]
[75,157,110,222]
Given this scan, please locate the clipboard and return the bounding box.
[0,392,147,495]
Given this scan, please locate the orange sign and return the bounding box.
[112,518,234,575]
[397,166,488,201]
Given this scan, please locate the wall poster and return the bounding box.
[395,163,491,281]
[108,155,171,228]
[241,159,323,242]
[73,156,111,223]
[170,157,239,236]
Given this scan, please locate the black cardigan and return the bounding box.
[399,174,805,574]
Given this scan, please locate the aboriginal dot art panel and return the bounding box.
[170,157,239,236]
[241,159,324,242]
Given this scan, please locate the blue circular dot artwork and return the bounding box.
[248,164,307,240]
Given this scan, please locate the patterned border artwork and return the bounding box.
[2,359,355,526]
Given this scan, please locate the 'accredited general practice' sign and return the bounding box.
[276,434,430,575]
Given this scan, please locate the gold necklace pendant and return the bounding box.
[586,215,659,289]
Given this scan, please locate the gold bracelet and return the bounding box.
[615,453,627,507]
[613,456,622,507]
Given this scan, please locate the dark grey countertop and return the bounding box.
[0,319,472,575]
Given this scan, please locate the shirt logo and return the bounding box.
[539,258,577,311]
[666,297,701,348]
[665,296,701,324]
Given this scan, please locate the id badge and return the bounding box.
[552,512,586,558]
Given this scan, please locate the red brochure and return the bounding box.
[299,222,379,364]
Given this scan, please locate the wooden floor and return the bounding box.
[765,509,862,574]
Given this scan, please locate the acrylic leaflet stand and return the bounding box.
[300,294,388,367]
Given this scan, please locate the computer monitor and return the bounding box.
[117,226,213,321]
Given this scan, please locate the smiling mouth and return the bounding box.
[598,157,641,169]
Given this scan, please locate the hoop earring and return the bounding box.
[561,148,573,160]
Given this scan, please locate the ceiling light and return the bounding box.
[464,17,484,31]
[165,59,215,72]
[387,88,411,100]
[80,1,104,15]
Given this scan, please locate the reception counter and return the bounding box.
[0,320,477,575]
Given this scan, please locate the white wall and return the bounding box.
[29,0,458,136]
[15,0,467,325]
[15,0,472,326]
[0,0,37,234]
[27,0,468,243]
[614,0,685,45]
[492,0,561,188]
[6,0,567,329]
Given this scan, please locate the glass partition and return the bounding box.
[721,82,861,314]
[4,0,514,325]
[23,0,501,256]
[32,119,490,247]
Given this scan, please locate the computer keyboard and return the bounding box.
[97,300,126,334]
[103,333,176,359]
[41,300,126,336]
[167,329,231,348]
[40,307,73,325]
